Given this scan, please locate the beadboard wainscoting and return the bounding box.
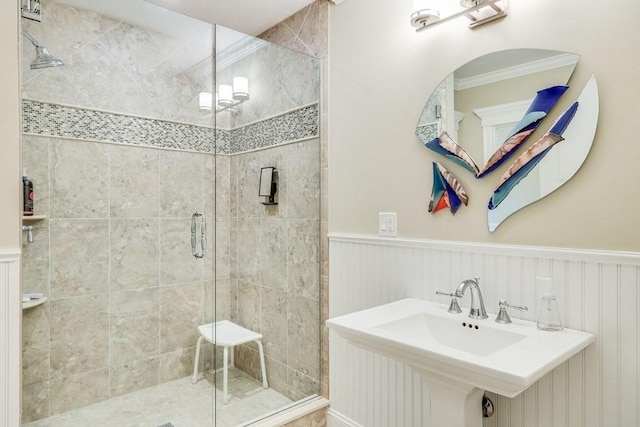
[0,250,21,427]
[327,234,640,427]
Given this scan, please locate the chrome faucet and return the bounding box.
[455,276,488,319]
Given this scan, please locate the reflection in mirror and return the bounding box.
[488,75,598,231]
[418,49,580,177]
[416,49,600,232]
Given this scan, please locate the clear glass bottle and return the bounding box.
[537,292,563,331]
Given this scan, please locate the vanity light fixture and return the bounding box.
[411,0,508,31]
[199,76,250,113]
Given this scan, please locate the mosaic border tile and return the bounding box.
[22,100,215,153]
[22,101,319,155]
[230,104,319,153]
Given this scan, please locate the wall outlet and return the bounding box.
[378,212,397,237]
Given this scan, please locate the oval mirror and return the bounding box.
[417,49,598,232]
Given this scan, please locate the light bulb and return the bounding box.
[198,92,212,111]
[233,76,249,100]
[218,84,233,106]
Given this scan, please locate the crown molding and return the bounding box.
[455,53,578,91]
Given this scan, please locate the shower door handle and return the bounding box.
[191,212,206,259]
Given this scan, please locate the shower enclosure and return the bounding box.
[20,1,321,425]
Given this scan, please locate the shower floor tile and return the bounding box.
[23,368,292,427]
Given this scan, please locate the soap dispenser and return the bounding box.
[536,278,563,331]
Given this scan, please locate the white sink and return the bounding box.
[327,298,594,427]
[376,311,527,357]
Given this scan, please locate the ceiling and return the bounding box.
[144,0,317,36]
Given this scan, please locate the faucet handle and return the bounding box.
[436,291,462,314]
[495,300,528,324]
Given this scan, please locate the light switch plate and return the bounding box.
[378,212,397,237]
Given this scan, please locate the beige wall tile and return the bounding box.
[22,381,50,423]
[50,139,108,218]
[288,219,320,300]
[235,153,262,218]
[21,135,50,217]
[287,296,320,380]
[50,219,109,299]
[261,287,288,364]
[214,278,231,322]
[215,155,231,218]
[215,216,231,280]
[110,218,160,291]
[285,141,320,219]
[160,282,203,353]
[110,288,160,366]
[49,369,109,415]
[22,303,50,386]
[159,346,196,383]
[237,282,261,333]
[159,218,204,285]
[298,1,328,59]
[236,218,260,284]
[109,145,159,218]
[287,367,320,401]
[21,223,50,296]
[159,150,204,218]
[50,295,109,379]
[264,356,289,399]
[234,344,261,381]
[110,355,160,398]
[260,218,287,288]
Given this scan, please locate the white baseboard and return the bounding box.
[327,409,362,427]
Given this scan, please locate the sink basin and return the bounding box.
[376,312,528,357]
[327,298,594,427]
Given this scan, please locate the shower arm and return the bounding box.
[23,31,41,48]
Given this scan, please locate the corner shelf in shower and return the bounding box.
[22,296,47,310]
[22,215,46,222]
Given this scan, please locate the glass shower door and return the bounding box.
[213,25,322,426]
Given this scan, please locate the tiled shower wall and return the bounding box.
[216,0,327,402]
[258,0,330,399]
[20,2,218,421]
[21,0,214,128]
[223,139,321,401]
[21,0,324,422]
[21,134,216,422]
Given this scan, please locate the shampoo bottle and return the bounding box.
[23,169,34,216]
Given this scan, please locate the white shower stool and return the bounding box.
[192,320,268,404]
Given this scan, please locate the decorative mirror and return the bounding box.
[416,49,599,232]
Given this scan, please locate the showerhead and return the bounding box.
[23,31,64,69]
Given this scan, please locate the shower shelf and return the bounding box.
[22,215,46,222]
[23,296,47,310]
